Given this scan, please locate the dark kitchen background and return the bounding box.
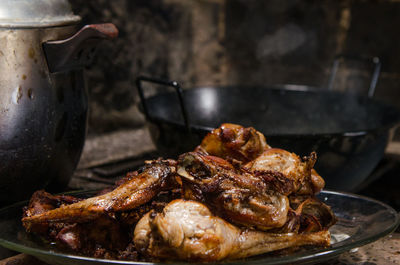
[68,0,400,133]
[68,0,400,209]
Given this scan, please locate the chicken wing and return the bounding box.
[134,199,330,262]
[22,160,175,226]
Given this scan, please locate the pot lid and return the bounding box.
[0,0,81,28]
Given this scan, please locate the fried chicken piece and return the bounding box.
[22,191,130,258]
[295,197,337,233]
[198,123,270,163]
[22,190,82,233]
[22,160,175,225]
[134,199,330,262]
[199,124,322,195]
[23,190,82,218]
[118,188,182,226]
[177,152,290,230]
[310,169,325,194]
[55,216,129,254]
[244,148,319,194]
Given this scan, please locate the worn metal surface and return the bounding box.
[0,26,87,203]
[0,0,80,28]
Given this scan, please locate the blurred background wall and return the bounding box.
[68,0,400,135]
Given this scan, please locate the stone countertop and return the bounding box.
[336,233,400,265]
[1,127,399,265]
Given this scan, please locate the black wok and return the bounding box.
[136,77,400,192]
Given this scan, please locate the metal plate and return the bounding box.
[0,190,398,265]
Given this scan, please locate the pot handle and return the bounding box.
[136,76,190,131]
[43,23,118,73]
[327,54,381,98]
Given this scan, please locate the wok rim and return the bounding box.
[144,85,400,137]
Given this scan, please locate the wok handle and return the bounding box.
[136,76,190,131]
[327,54,381,98]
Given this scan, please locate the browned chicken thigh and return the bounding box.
[178,152,291,230]
[134,199,330,262]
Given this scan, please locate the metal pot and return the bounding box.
[0,0,118,203]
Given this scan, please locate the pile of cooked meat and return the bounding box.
[22,123,336,262]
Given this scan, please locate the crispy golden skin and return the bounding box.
[22,160,175,226]
[198,123,269,163]
[134,199,330,262]
[244,148,318,193]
